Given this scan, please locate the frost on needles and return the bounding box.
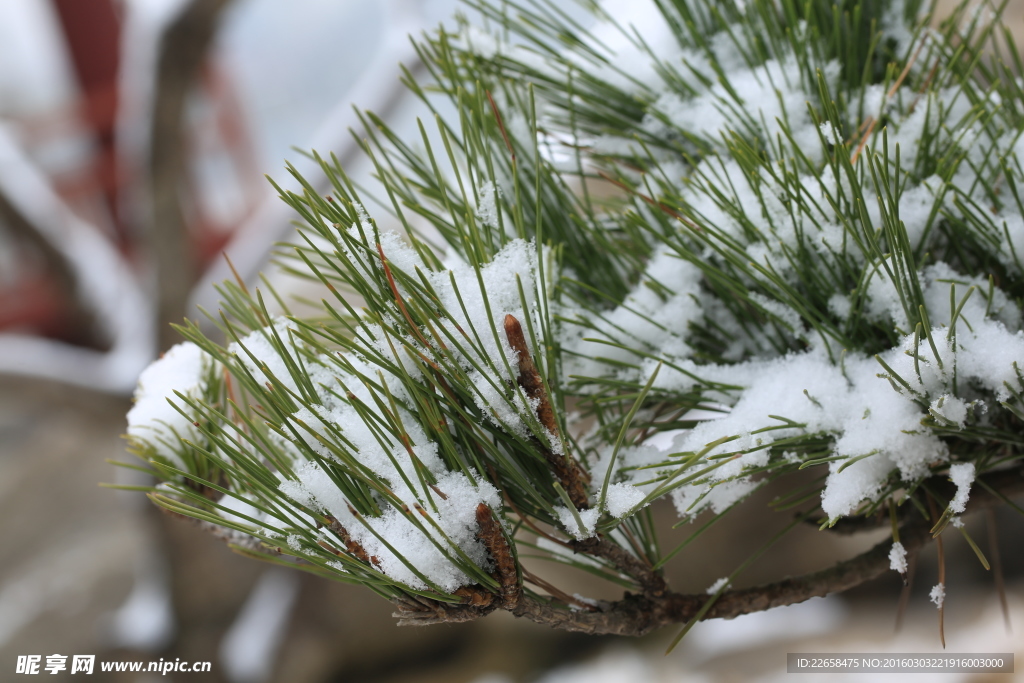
[122,0,1024,634]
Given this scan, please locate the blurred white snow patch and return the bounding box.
[0,0,76,117]
[642,429,686,453]
[589,0,676,92]
[220,569,300,683]
[681,596,847,661]
[106,552,174,652]
[0,529,136,646]
[533,649,669,683]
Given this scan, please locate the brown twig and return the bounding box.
[571,535,667,598]
[887,38,926,98]
[504,314,590,509]
[486,90,516,164]
[476,503,521,609]
[521,567,599,611]
[894,552,917,633]
[324,515,379,567]
[986,509,1012,632]
[851,116,876,164]
[398,468,1024,635]
[392,594,497,626]
[595,170,699,229]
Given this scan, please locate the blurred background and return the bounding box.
[0,0,1022,681]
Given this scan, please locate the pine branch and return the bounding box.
[406,466,1024,635]
[122,0,1024,646]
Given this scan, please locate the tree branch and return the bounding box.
[395,467,1024,635]
[507,467,1024,635]
[570,535,667,598]
[164,463,1024,637]
[148,0,233,352]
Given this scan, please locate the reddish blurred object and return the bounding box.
[51,0,125,243]
[0,0,261,347]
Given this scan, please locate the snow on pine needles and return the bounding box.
[122,0,1024,607]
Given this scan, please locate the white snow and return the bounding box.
[230,318,303,394]
[476,181,499,228]
[126,342,215,467]
[929,582,946,609]
[604,482,647,518]
[555,506,601,540]
[819,121,838,145]
[283,461,501,591]
[889,541,907,574]
[930,395,969,428]
[948,462,975,514]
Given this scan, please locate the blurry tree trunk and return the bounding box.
[148,0,233,352]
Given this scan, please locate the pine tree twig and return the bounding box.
[453,585,496,607]
[570,535,667,598]
[985,509,1012,632]
[156,503,280,557]
[391,594,498,626]
[324,515,379,567]
[510,507,937,636]
[393,468,1023,634]
[521,567,599,611]
[476,503,521,609]
[504,314,590,509]
[926,494,947,647]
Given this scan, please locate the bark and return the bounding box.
[505,467,1024,636]
[148,0,233,352]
